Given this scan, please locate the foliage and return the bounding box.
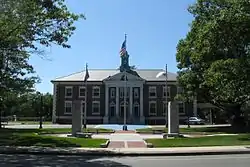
[176,0,250,125]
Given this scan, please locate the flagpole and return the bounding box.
[83,63,88,129]
[123,34,127,131]
[165,64,168,128]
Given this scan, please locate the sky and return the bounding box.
[29,0,195,93]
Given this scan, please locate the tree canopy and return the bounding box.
[176,0,250,125]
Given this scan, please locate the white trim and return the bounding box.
[56,116,103,119]
[53,81,102,85]
[105,81,144,87]
[146,81,177,85]
[163,86,171,98]
[92,86,100,98]
[92,101,100,115]
[149,101,157,116]
[65,86,73,98]
[149,86,157,98]
[64,101,72,114]
[79,86,86,98]
[52,83,58,123]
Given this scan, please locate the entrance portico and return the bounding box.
[103,72,145,124]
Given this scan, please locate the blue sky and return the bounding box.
[29,0,195,93]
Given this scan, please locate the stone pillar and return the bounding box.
[103,86,109,123]
[52,83,57,124]
[129,87,133,117]
[116,86,119,117]
[168,101,179,134]
[193,96,197,117]
[139,86,145,124]
[72,100,82,136]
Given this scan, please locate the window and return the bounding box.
[92,86,100,98]
[64,101,72,114]
[65,86,73,98]
[79,86,86,98]
[134,88,139,98]
[149,86,157,97]
[120,101,128,117]
[110,101,116,117]
[120,87,129,98]
[82,102,85,116]
[92,101,100,115]
[149,101,157,116]
[178,102,185,114]
[163,102,168,116]
[110,88,115,98]
[120,87,124,98]
[133,102,140,117]
[163,86,170,97]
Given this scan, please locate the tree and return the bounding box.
[176,0,250,128]
[0,0,84,127]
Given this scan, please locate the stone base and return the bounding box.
[103,116,109,124]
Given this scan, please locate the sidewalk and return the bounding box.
[1,145,250,156]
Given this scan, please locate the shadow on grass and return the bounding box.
[0,154,131,167]
[0,128,106,147]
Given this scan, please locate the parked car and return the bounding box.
[184,117,206,125]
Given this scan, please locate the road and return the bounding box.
[0,154,249,167]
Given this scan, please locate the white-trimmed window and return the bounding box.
[163,86,171,97]
[64,101,72,114]
[149,101,157,116]
[110,88,115,98]
[92,86,100,98]
[65,86,73,98]
[92,101,100,115]
[163,102,168,116]
[149,86,157,98]
[178,102,185,114]
[134,87,139,98]
[79,86,86,98]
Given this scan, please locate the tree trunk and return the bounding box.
[230,105,246,131]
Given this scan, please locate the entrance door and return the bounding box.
[120,101,129,117]
[133,103,140,117]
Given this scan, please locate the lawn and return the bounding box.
[0,128,108,148]
[136,126,249,134]
[146,134,250,147]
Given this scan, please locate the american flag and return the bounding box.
[119,39,126,57]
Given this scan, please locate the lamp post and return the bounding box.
[122,71,128,131]
[39,93,43,129]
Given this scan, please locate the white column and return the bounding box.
[129,87,133,117]
[116,86,119,117]
[140,86,144,123]
[105,86,109,116]
[193,95,197,117]
[52,83,57,124]
[103,85,109,123]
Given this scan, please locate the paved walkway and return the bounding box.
[108,130,147,148]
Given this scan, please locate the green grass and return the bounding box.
[0,128,108,148]
[136,126,248,134]
[146,134,250,147]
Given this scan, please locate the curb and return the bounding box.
[1,148,250,156]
